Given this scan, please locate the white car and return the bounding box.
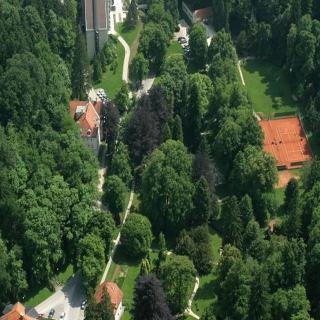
[60,312,66,319]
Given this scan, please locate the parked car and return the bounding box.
[178,36,186,42]
[60,312,66,319]
[81,299,87,310]
[48,309,55,318]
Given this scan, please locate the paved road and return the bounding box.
[35,273,85,320]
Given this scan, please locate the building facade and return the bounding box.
[69,100,103,156]
[83,0,110,60]
[95,281,124,320]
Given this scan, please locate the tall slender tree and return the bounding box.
[192,176,211,225]
[221,196,243,249]
[71,27,91,100]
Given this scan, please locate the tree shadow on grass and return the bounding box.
[244,59,297,111]
[195,276,219,301]
[113,246,141,267]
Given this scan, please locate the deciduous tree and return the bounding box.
[121,213,153,258]
[133,275,172,320]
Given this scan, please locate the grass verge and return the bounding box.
[24,264,74,307]
[116,20,143,62]
[94,38,125,99]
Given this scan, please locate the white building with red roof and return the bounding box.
[69,100,103,155]
[95,281,124,320]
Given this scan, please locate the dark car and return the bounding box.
[48,309,55,318]
[178,37,186,43]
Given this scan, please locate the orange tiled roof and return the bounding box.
[194,7,213,20]
[0,303,35,320]
[69,100,100,137]
[95,281,123,314]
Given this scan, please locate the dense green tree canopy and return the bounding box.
[158,254,196,314]
[121,213,153,258]
[141,140,194,234]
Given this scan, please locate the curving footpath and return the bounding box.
[100,184,135,284]
[118,35,130,83]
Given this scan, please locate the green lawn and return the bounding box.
[94,38,125,99]
[116,20,143,62]
[192,231,222,317]
[242,59,298,117]
[166,41,184,58]
[106,248,159,320]
[24,264,74,308]
[24,287,53,308]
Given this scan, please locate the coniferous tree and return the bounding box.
[71,27,91,99]
[284,178,302,238]
[185,81,202,152]
[158,232,167,261]
[239,194,254,228]
[133,275,172,320]
[92,55,102,83]
[172,115,184,142]
[249,266,271,320]
[140,258,151,275]
[126,0,138,29]
[221,196,243,249]
[192,176,211,226]
[163,123,172,142]
[103,102,119,155]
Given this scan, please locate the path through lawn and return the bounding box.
[116,20,143,62]
[94,39,125,99]
[191,231,222,317]
[241,59,298,117]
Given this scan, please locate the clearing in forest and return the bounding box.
[242,59,298,118]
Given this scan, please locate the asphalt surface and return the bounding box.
[35,273,85,320]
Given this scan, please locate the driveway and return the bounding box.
[35,273,85,320]
[174,19,189,40]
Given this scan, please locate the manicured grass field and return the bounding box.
[94,39,125,99]
[116,20,143,62]
[242,59,298,117]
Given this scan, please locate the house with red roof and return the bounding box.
[69,100,103,155]
[95,281,124,320]
[1,302,36,320]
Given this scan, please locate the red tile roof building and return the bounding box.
[69,100,103,155]
[0,303,35,320]
[95,281,124,320]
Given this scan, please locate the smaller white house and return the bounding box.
[95,281,124,320]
